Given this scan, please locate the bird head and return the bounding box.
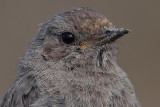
[23,8,129,70]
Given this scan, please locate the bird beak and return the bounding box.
[97,27,129,43]
[80,28,129,49]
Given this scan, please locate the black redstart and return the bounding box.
[0,8,141,107]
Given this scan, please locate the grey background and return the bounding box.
[0,0,159,107]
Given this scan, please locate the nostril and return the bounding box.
[106,30,111,33]
[76,48,81,50]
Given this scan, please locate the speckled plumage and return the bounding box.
[0,8,141,107]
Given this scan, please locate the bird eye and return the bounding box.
[61,32,75,44]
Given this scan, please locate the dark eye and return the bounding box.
[61,32,75,44]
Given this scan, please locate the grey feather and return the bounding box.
[0,8,141,107]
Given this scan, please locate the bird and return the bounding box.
[0,7,141,107]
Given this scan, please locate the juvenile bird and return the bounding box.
[0,8,141,107]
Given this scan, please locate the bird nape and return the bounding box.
[0,8,141,107]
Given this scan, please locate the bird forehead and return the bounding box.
[79,18,111,35]
[63,8,112,35]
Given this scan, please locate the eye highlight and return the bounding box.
[61,32,75,44]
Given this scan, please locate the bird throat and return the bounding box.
[61,44,118,77]
[96,48,115,71]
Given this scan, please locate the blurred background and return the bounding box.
[0,0,159,106]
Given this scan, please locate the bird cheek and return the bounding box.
[42,46,69,61]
